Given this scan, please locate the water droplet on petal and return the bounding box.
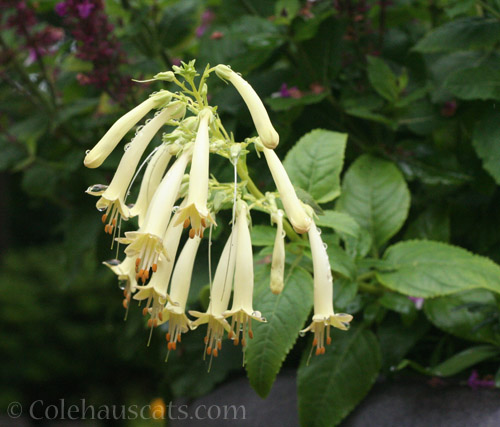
[105,259,121,266]
[323,243,328,250]
[97,206,107,212]
[317,227,322,235]
[299,331,306,337]
[172,206,180,213]
[86,184,108,193]
[118,280,127,290]
[85,150,90,154]
[124,143,131,151]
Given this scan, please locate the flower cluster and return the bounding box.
[55,0,131,98]
[84,61,352,361]
[1,1,63,65]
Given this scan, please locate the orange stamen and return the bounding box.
[207,347,212,355]
[152,263,157,273]
[166,333,171,342]
[189,228,196,239]
[201,218,207,228]
[142,307,148,316]
[101,214,107,223]
[183,219,190,229]
[213,348,218,357]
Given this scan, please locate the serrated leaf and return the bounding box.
[336,155,410,249]
[424,289,500,345]
[367,56,399,102]
[298,326,381,427]
[284,129,347,204]
[444,66,500,100]
[473,109,500,184]
[316,210,361,239]
[430,345,499,377]
[414,17,500,53]
[377,241,500,298]
[245,263,313,397]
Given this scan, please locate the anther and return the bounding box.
[144,270,150,280]
[233,337,239,346]
[142,307,148,316]
[248,330,254,339]
[312,338,318,347]
[326,336,332,345]
[207,347,212,355]
[112,218,117,226]
[200,228,204,239]
[171,342,177,350]
[315,347,321,356]
[136,258,141,268]
[153,319,158,327]
[217,341,222,350]
[158,312,163,322]
[189,228,196,239]
[152,263,158,273]
[201,218,207,228]
[228,330,233,339]
[177,334,181,343]
[166,333,171,342]
[204,336,208,344]
[183,218,190,229]
[122,299,128,309]
[213,348,218,357]
[148,319,153,328]
[241,338,247,347]
[102,214,107,223]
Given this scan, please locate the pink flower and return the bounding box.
[76,0,95,19]
[55,2,68,16]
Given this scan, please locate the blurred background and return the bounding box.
[2,0,500,425]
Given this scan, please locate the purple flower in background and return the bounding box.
[76,0,95,19]
[196,9,215,37]
[468,370,495,390]
[55,2,68,16]
[278,83,302,99]
[409,296,424,310]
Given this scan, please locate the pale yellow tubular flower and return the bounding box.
[89,102,185,236]
[122,151,190,282]
[189,229,237,358]
[84,91,172,168]
[263,147,312,234]
[224,201,266,348]
[174,109,214,237]
[133,210,185,328]
[270,210,285,295]
[103,256,138,313]
[301,222,353,356]
[128,143,172,227]
[160,235,202,352]
[215,65,279,149]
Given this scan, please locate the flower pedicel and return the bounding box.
[83,61,352,362]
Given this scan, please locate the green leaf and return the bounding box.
[378,293,417,315]
[404,206,450,242]
[284,129,347,203]
[444,66,500,100]
[424,289,500,345]
[245,263,313,397]
[251,225,276,246]
[298,326,381,427]
[378,316,429,371]
[336,155,410,249]
[473,109,500,184]
[367,56,399,102]
[377,241,500,297]
[430,346,499,377]
[414,17,500,53]
[316,210,361,239]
